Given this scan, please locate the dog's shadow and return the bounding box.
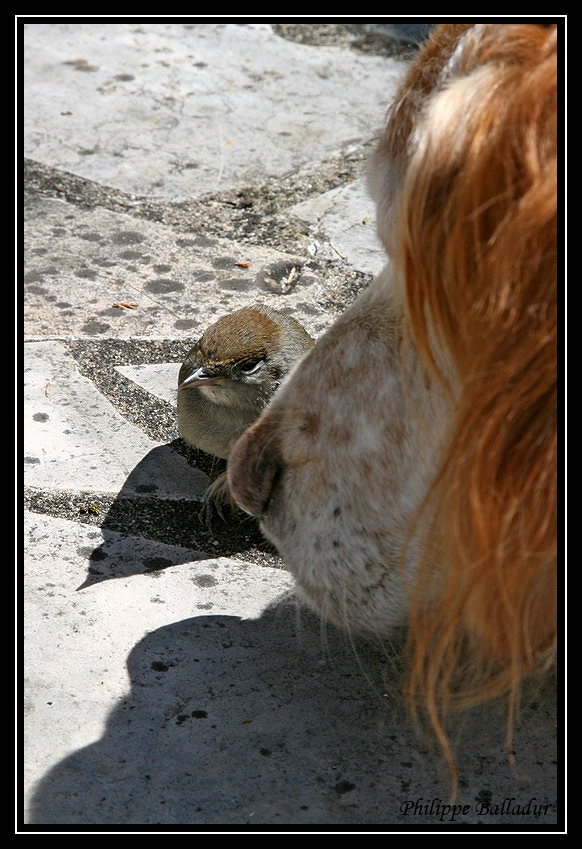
[26,595,557,826]
[77,438,276,591]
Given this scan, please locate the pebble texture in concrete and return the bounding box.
[22,22,558,829]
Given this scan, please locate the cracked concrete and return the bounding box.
[22,20,559,830]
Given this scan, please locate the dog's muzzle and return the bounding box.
[227,413,283,517]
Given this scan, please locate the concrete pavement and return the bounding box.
[22,21,558,828]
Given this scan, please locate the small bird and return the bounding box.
[177,304,314,521]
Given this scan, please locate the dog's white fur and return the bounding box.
[230,267,446,633]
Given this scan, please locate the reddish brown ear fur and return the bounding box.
[384,24,557,756]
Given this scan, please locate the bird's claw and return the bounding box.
[198,471,237,530]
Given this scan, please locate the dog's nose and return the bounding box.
[227,414,282,517]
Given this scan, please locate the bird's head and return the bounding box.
[178,306,313,411]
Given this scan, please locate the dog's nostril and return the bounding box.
[227,421,282,517]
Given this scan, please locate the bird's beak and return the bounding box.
[178,366,224,389]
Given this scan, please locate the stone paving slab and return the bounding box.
[23,517,557,827]
[24,341,206,497]
[22,21,559,830]
[24,512,295,823]
[24,193,332,340]
[289,177,385,276]
[23,22,403,200]
[115,362,180,406]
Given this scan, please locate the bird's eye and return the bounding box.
[239,358,263,374]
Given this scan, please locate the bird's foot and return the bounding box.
[198,471,238,530]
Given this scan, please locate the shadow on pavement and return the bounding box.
[78,440,277,590]
[26,595,557,827]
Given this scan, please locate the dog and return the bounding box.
[227,23,557,774]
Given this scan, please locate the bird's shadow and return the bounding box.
[78,438,277,591]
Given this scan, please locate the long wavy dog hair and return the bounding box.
[378,24,557,772]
